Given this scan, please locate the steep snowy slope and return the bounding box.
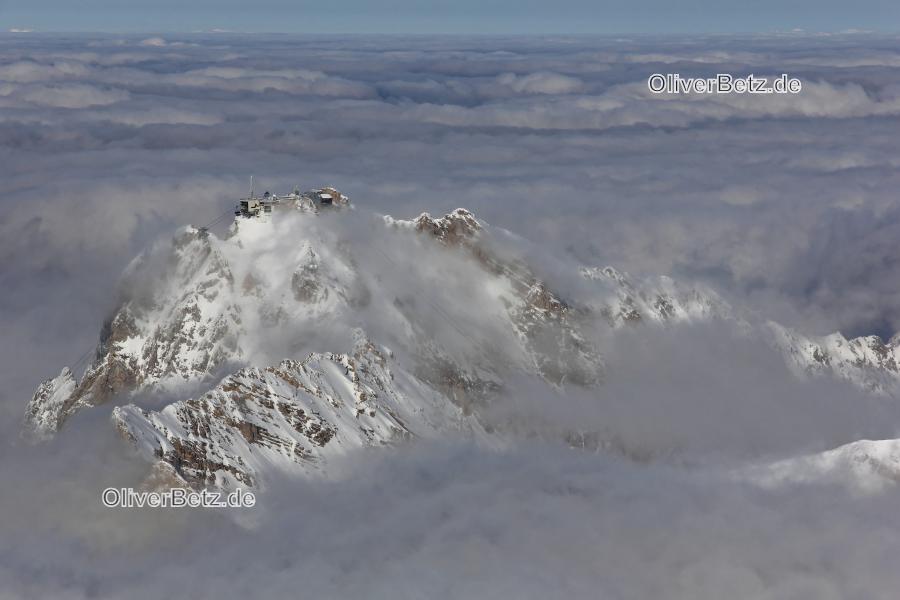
[25,228,245,438]
[746,438,900,493]
[581,265,732,326]
[113,331,480,488]
[767,322,900,395]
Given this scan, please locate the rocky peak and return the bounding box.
[525,281,568,315]
[24,368,76,439]
[413,208,481,246]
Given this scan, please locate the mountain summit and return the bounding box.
[25,197,900,489]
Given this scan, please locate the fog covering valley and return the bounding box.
[4,32,900,598]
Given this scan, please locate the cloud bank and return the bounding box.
[3,33,900,598]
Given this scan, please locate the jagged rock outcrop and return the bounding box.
[767,323,900,395]
[25,368,77,439]
[113,333,473,488]
[581,266,730,326]
[26,227,245,435]
[390,208,604,386]
[412,208,481,246]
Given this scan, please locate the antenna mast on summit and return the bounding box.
[249,175,254,199]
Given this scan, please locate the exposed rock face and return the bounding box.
[509,280,600,386]
[25,368,76,439]
[412,208,481,246]
[26,227,245,434]
[113,333,470,488]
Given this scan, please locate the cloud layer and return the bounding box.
[4,33,900,598]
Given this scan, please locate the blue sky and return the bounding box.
[2,0,899,33]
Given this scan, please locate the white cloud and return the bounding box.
[3,33,900,598]
[0,60,91,83]
[2,432,900,599]
[139,37,168,47]
[496,71,585,94]
[4,83,130,108]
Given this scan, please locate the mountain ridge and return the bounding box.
[25,202,900,489]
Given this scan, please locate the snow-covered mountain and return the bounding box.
[767,322,900,395]
[25,198,900,489]
[113,331,482,488]
[744,437,900,493]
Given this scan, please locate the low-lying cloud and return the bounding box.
[3,432,900,600]
[4,32,900,598]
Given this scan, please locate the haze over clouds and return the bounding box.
[2,0,899,33]
[4,33,900,598]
